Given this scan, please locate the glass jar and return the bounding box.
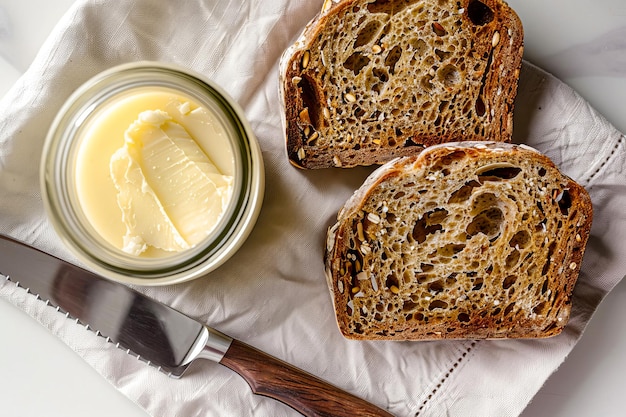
[41,62,264,285]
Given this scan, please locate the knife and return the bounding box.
[0,234,393,417]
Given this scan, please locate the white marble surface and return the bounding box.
[0,0,625,416]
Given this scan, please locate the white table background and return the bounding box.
[1,1,625,416]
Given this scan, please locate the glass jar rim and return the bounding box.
[41,61,264,285]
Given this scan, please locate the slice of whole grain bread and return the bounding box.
[280,0,524,169]
[324,142,592,340]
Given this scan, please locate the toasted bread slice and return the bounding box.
[280,0,524,169]
[324,142,592,340]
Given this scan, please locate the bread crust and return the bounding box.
[281,0,524,169]
[324,142,593,340]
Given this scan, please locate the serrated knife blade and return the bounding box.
[0,234,393,417]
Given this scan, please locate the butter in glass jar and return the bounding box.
[41,62,264,285]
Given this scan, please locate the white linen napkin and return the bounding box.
[1,1,625,416]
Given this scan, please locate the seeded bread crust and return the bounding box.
[280,0,524,169]
[324,142,593,340]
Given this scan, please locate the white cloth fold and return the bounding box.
[1,1,624,416]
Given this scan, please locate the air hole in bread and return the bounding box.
[429,299,448,310]
[438,243,466,257]
[372,67,389,83]
[412,208,448,243]
[442,150,468,165]
[503,302,515,316]
[502,275,517,289]
[402,299,417,311]
[421,74,434,92]
[421,263,434,272]
[431,22,447,36]
[385,273,399,290]
[533,301,547,315]
[347,248,364,271]
[435,48,451,61]
[467,0,494,26]
[509,230,531,249]
[535,218,547,233]
[505,250,520,268]
[466,207,503,239]
[477,164,522,181]
[409,37,428,55]
[298,75,322,130]
[458,312,470,323]
[385,45,403,74]
[556,189,572,216]
[541,242,556,276]
[448,180,481,204]
[428,280,444,293]
[472,277,484,290]
[343,51,371,75]
[414,273,428,284]
[471,192,498,210]
[354,106,366,117]
[403,137,424,148]
[543,321,559,333]
[475,96,486,116]
[438,64,461,87]
[393,190,406,199]
[538,167,547,177]
[354,20,383,48]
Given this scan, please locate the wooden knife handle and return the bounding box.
[219,339,394,417]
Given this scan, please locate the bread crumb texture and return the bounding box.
[283,0,523,168]
[325,143,593,340]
